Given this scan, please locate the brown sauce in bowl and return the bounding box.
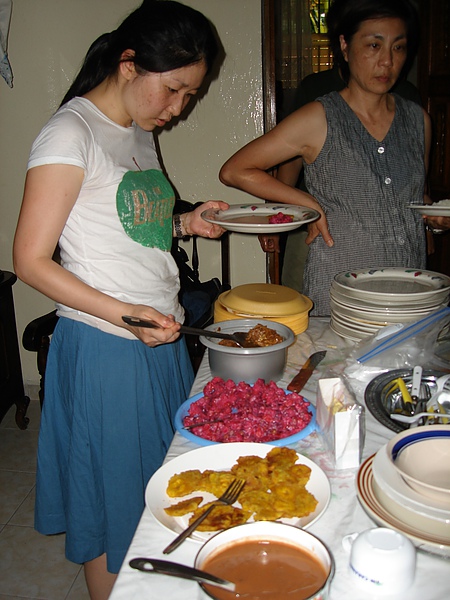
[201,538,328,599]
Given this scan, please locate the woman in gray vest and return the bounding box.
[220,0,449,316]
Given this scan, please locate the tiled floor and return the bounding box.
[0,388,90,599]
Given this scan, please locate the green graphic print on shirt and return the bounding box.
[117,169,175,250]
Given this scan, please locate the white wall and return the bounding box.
[0,0,265,385]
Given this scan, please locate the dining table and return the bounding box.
[109,317,450,600]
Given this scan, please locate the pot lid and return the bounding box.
[219,284,312,317]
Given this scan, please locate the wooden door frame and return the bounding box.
[418,0,450,276]
[262,0,280,284]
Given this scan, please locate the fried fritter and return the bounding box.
[266,446,298,471]
[230,455,270,491]
[189,503,251,531]
[239,489,284,521]
[164,447,318,531]
[166,469,205,497]
[270,483,318,519]
[269,462,312,486]
[164,496,203,516]
[201,470,236,496]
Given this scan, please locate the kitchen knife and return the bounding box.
[287,350,326,393]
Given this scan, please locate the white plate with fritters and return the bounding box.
[145,442,330,543]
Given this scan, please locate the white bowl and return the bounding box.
[372,442,450,518]
[195,521,334,600]
[200,319,295,383]
[386,426,450,503]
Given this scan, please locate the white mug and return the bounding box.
[342,527,416,596]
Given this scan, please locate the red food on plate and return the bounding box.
[268,212,294,224]
[182,377,312,443]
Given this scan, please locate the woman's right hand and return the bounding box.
[121,305,182,347]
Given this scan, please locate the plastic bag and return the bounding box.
[354,306,450,368]
[337,307,450,401]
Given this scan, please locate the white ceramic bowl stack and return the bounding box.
[356,425,450,557]
[330,267,450,341]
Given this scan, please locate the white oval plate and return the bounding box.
[145,442,330,543]
[201,203,320,233]
[408,204,450,217]
[330,294,447,325]
[330,282,448,310]
[333,268,450,302]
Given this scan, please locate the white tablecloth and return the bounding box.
[109,318,449,600]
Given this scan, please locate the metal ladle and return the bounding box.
[122,315,249,347]
[129,558,236,592]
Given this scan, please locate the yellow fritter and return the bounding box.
[231,455,270,491]
[166,469,205,497]
[239,489,283,521]
[164,496,203,516]
[269,462,312,486]
[164,447,318,531]
[201,470,236,496]
[189,503,251,531]
[266,446,299,471]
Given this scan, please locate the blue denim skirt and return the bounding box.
[34,317,194,572]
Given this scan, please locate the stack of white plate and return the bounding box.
[356,426,450,557]
[330,267,450,341]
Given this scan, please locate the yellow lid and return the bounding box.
[219,284,312,317]
[213,299,310,335]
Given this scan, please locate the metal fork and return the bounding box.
[163,478,246,555]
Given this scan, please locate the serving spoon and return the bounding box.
[129,557,236,592]
[122,315,248,347]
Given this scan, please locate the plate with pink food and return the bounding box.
[174,377,317,447]
[408,199,450,217]
[201,203,320,234]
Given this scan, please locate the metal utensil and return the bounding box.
[390,412,449,425]
[163,478,246,555]
[287,350,326,393]
[129,558,236,592]
[122,315,248,347]
[427,374,450,411]
[410,366,423,402]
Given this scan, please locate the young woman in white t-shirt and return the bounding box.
[13,2,227,598]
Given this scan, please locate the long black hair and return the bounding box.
[60,0,219,106]
[327,0,420,84]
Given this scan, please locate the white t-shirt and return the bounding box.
[28,97,183,338]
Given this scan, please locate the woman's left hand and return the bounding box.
[305,216,334,247]
[182,200,229,238]
[424,215,450,232]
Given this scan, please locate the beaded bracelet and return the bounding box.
[173,214,187,238]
